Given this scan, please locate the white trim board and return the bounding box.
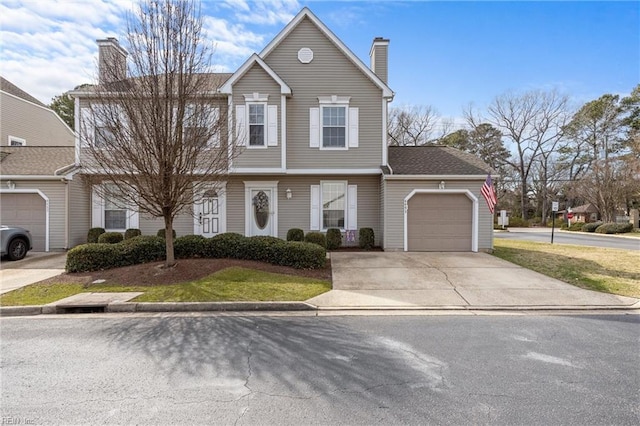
[219,54,292,95]
[403,189,478,252]
[243,181,279,237]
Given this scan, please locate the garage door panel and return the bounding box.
[407,193,472,252]
[1,193,46,251]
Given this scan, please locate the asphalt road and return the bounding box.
[2,314,639,425]
[495,228,640,250]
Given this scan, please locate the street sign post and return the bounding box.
[551,201,559,244]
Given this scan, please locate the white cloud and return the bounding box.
[0,0,298,104]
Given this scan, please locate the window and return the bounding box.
[248,103,265,146]
[310,96,358,149]
[8,136,25,146]
[94,126,115,148]
[104,195,127,230]
[93,184,138,231]
[322,106,346,148]
[322,182,346,229]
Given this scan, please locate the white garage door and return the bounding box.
[407,193,472,251]
[1,193,46,251]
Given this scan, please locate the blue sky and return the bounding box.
[1,0,638,122]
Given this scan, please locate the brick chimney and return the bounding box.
[369,37,390,85]
[97,38,127,84]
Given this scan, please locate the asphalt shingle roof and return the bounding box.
[387,146,491,175]
[0,147,76,176]
[1,76,46,106]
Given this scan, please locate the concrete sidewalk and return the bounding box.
[1,252,638,316]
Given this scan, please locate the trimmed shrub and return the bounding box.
[304,231,326,248]
[581,222,603,233]
[87,227,105,243]
[286,228,304,242]
[507,217,530,228]
[567,222,584,231]
[595,222,634,234]
[326,228,342,250]
[66,243,125,273]
[273,241,326,269]
[204,232,247,259]
[359,228,375,250]
[242,236,284,262]
[119,236,165,265]
[174,235,206,259]
[124,228,142,240]
[157,228,177,239]
[98,232,124,244]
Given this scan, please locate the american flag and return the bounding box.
[481,174,497,214]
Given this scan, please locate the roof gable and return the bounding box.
[0,76,46,106]
[219,54,291,95]
[259,7,393,99]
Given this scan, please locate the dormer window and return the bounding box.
[8,136,26,146]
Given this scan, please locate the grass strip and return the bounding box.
[0,267,331,306]
[493,239,640,298]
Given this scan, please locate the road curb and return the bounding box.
[2,301,638,317]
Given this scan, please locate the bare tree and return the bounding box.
[81,0,237,267]
[467,90,569,219]
[388,105,440,146]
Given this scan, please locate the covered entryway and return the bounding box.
[405,191,476,252]
[0,192,46,251]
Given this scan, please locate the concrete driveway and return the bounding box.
[0,252,66,295]
[307,252,640,310]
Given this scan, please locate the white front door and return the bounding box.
[194,188,225,237]
[244,181,278,237]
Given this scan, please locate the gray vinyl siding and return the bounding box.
[372,45,388,85]
[0,92,75,147]
[139,212,194,237]
[379,175,385,248]
[68,176,90,247]
[224,174,381,246]
[232,64,282,169]
[262,17,383,170]
[383,179,493,251]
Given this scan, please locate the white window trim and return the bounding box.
[92,185,139,232]
[246,102,267,149]
[318,96,350,151]
[320,180,348,231]
[8,135,26,146]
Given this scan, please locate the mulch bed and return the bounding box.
[34,258,333,287]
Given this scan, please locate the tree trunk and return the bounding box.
[164,213,176,267]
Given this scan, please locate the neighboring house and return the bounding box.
[71,8,494,252]
[0,77,87,251]
[556,203,600,224]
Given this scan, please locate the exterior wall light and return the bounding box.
[7,180,16,189]
[286,188,292,199]
[438,181,445,190]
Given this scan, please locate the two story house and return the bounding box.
[0,77,87,252]
[71,8,494,252]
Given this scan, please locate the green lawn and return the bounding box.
[0,267,331,306]
[493,239,640,298]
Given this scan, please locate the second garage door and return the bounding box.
[0,193,46,251]
[407,193,472,251]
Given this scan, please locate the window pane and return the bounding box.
[322,182,345,229]
[249,124,264,146]
[249,104,264,124]
[322,107,346,148]
[105,210,126,229]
